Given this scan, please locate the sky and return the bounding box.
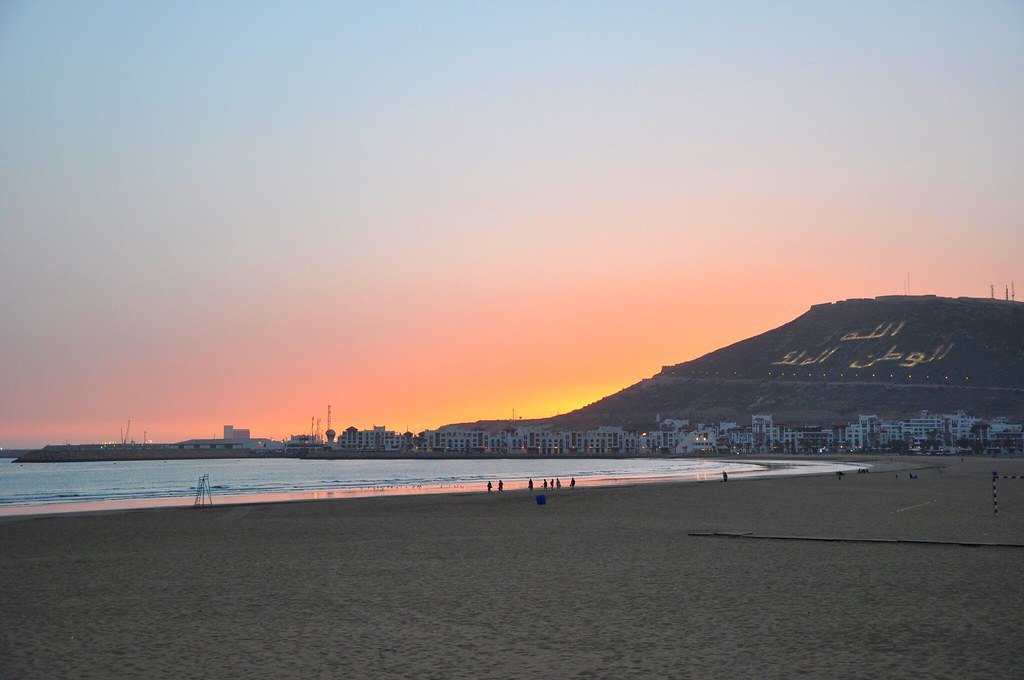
[1,1,1022,447]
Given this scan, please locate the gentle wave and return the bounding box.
[0,457,858,516]
[0,457,736,506]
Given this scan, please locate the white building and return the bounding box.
[674,429,716,455]
[336,425,407,452]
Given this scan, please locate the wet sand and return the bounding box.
[2,456,1022,679]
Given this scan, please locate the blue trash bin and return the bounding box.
[536,494,546,505]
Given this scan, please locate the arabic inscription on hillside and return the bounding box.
[771,320,954,370]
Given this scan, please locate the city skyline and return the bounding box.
[2,2,1022,448]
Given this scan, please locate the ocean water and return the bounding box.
[0,457,854,516]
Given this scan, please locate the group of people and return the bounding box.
[529,477,575,491]
[486,478,576,492]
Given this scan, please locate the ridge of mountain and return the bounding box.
[458,295,1024,431]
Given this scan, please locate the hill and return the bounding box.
[472,296,1024,430]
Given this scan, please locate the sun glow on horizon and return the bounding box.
[1,3,1021,448]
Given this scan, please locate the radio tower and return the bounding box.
[325,405,336,445]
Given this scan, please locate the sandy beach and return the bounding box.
[2,456,1022,679]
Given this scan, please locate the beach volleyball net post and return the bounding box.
[992,471,1022,516]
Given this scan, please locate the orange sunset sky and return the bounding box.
[1,2,1022,448]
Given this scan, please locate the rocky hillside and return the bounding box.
[513,296,1024,429]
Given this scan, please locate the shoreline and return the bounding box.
[0,457,863,519]
[17,444,1016,463]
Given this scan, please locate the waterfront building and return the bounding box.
[312,410,1020,458]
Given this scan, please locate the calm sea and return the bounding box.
[0,457,852,516]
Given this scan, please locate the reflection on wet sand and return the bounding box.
[0,460,861,517]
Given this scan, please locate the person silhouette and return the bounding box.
[487,481,492,493]
[528,478,534,491]
[498,480,504,492]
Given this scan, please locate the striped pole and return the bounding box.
[993,472,998,516]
